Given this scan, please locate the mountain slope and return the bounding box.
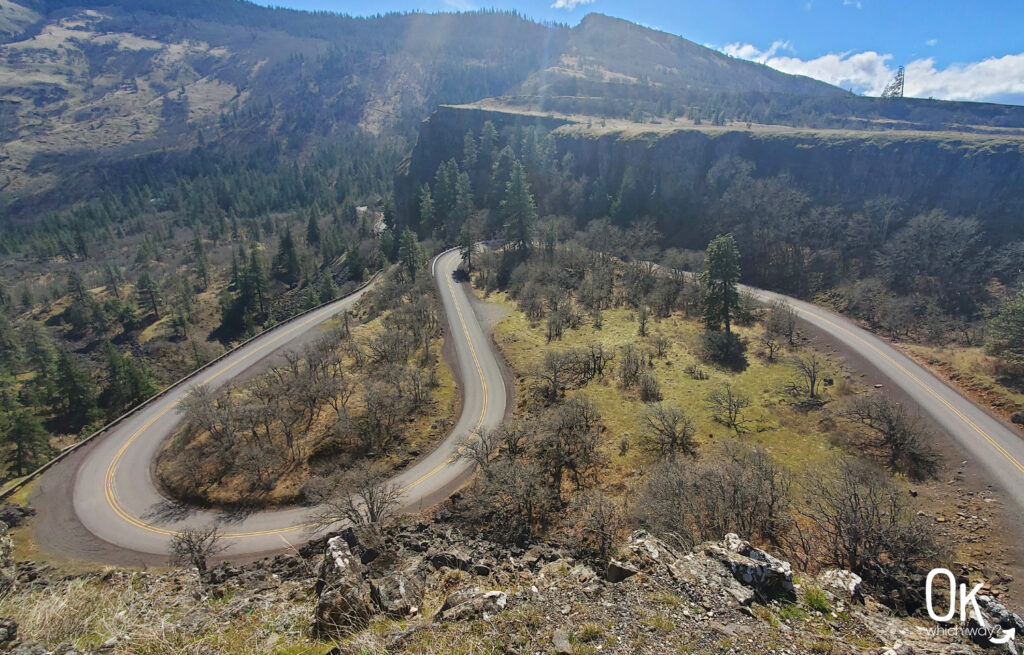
[0,1,866,216]
[524,13,845,98]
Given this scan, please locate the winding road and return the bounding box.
[743,284,1024,514]
[36,248,1024,562]
[45,249,505,560]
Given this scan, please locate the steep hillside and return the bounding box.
[520,13,844,98]
[6,1,1022,222]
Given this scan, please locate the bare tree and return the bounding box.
[641,403,696,460]
[566,490,622,562]
[637,441,792,550]
[706,383,753,433]
[800,459,944,595]
[308,463,404,530]
[636,304,649,337]
[766,300,798,345]
[759,329,781,361]
[841,394,941,481]
[534,350,573,399]
[535,397,605,497]
[792,352,828,399]
[169,524,228,576]
[617,344,645,389]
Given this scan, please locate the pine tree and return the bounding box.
[103,264,122,299]
[54,350,99,432]
[0,400,48,476]
[101,343,157,414]
[457,223,478,271]
[136,272,161,319]
[273,227,301,286]
[398,229,424,281]
[500,160,538,251]
[418,184,435,233]
[701,234,742,335]
[191,233,209,289]
[463,130,478,170]
[306,206,322,248]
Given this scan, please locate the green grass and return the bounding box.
[803,585,832,614]
[490,290,849,490]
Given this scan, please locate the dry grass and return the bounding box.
[899,343,1024,422]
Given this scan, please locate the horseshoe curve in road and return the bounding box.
[56,248,505,559]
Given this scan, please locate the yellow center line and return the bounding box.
[783,299,1024,476]
[102,252,491,539]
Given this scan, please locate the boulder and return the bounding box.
[819,569,864,603]
[605,559,639,583]
[312,537,374,638]
[706,533,795,601]
[434,585,509,622]
[978,594,1024,636]
[370,569,424,618]
[552,628,573,654]
[1011,411,1024,426]
[0,617,16,643]
[427,546,474,572]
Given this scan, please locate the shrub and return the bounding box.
[637,440,792,550]
[638,372,662,402]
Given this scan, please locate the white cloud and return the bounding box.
[550,0,595,9]
[842,0,863,8]
[721,42,1024,102]
[722,39,793,63]
[925,38,938,47]
[443,0,476,9]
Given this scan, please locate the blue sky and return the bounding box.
[258,0,1024,104]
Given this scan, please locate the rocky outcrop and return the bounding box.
[433,586,508,622]
[312,537,376,638]
[607,531,795,607]
[819,569,864,603]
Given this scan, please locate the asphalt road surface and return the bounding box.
[743,283,1024,514]
[52,249,506,559]
[41,249,1024,562]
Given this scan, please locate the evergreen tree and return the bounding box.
[500,160,538,251]
[0,400,48,476]
[54,350,100,432]
[462,130,478,170]
[101,343,157,414]
[66,271,87,302]
[398,229,424,281]
[454,171,474,229]
[418,184,435,234]
[457,222,478,271]
[701,234,742,335]
[306,206,322,247]
[103,264,123,300]
[273,226,301,286]
[191,233,209,289]
[136,272,161,319]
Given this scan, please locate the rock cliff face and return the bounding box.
[398,105,1024,243]
[0,518,1020,653]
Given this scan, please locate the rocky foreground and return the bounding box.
[0,517,1021,654]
